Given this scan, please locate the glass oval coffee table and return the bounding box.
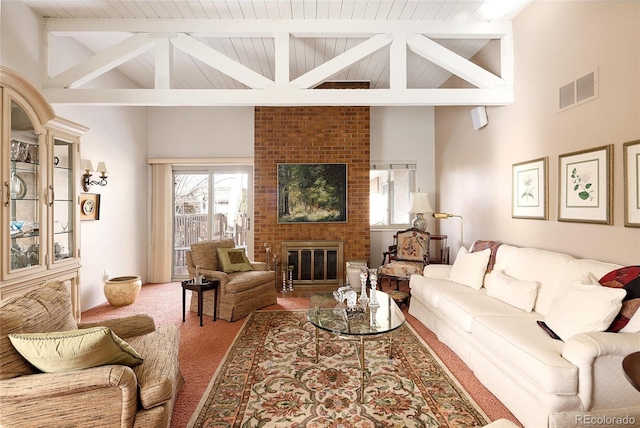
[308,290,405,403]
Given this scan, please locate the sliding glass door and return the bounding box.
[172,166,252,278]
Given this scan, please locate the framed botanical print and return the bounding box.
[80,193,100,221]
[624,140,640,227]
[558,145,612,224]
[512,157,548,220]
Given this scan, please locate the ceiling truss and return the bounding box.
[43,18,513,107]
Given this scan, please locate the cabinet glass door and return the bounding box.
[9,100,42,272]
[52,138,75,262]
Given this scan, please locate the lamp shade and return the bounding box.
[96,162,108,174]
[409,192,434,214]
[81,159,94,172]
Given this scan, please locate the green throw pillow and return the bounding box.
[8,326,143,373]
[216,247,254,273]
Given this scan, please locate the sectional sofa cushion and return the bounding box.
[472,315,578,395]
[543,280,626,341]
[485,271,539,312]
[449,247,491,290]
[8,327,143,373]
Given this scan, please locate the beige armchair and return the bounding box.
[0,281,183,428]
[186,239,277,322]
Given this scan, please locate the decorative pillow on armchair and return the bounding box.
[396,230,429,262]
[8,327,143,373]
[216,247,254,273]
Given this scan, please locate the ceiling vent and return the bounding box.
[559,69,599,112]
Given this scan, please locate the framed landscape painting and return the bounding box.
[512,157,548,220]
[277,163,347,223]
[624,140,640,227]
[558,145,612,224]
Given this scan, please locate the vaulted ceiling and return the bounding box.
[16,1,533,106]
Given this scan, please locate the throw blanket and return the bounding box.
[470,240,502,273]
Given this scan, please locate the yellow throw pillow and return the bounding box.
[216,247,254,273]
[8,326,143,373]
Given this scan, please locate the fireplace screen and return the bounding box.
[282,241,344,287]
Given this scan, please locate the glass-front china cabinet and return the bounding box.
[1,67,87,320]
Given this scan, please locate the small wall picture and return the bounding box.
[558,145,612,224]
[624,139,640,227]
[512,157,548,220]
[80,193,100,221]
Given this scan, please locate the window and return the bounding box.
[370,164,416,227]
[172,167,252,278]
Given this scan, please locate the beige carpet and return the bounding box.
[80,282,521,427]
[188,309,489,427]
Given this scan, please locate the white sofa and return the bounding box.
[408,242,640,428]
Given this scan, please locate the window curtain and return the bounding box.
[149,163,173,283]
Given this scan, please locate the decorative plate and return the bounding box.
[82,199,95,215]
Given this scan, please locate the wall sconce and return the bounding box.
[409,192,434,232]
[81,159,108,192]
[432,213,464,247]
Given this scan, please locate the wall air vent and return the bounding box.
[559,68,599,112]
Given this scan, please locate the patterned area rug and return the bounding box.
[188,310,489,427]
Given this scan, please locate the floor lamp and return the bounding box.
[432,213,464,248]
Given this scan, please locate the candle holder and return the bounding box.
[358,265,369,307]
[370,305,379,328]
[264,243,272,270]
[287,265,294,292]
[281,268,289,293]
[368,267,379,308]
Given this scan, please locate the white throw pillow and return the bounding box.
[485,270,539,312]
[448,247,491,290]
[544,280,627,341]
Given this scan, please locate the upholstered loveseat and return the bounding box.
[0,281,183,428]
[409,241,640,428]
[186,238,277,322]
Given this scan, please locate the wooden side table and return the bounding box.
[623,351,640,392]
[182,278,220,326]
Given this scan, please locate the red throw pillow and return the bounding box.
[599,266,640,332]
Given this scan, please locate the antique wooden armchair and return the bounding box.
[379,227,430,291]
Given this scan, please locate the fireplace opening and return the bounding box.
[281,241,344,287]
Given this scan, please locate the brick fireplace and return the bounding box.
[254,82,370,287]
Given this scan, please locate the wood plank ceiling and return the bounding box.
[16,1,533,106]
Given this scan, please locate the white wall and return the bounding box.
[370,106,436,267]
[435,1,640,265]
[148,107,255,158]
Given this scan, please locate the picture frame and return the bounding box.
[80,193,101,221]
[624,139,640,227]
[558,145,612,224]
[277,163,347,223]
[512,157,548,220]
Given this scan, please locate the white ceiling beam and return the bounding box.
[170,33,273,89]
[154,37,173,89]
[274,33,290,86]
[292,34,392,89]
[407,34,506,89]
[46,18,511,39]
[390,33,407,90]
[46,33,153,89]
[44,88,514,107]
